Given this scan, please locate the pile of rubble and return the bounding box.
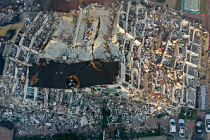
[0,0,207,135]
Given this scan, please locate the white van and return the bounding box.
[170,119,176,133]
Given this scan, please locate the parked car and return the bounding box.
[169,119,176,133]
[0,120,14,130]
[178,119,185,137]
[196,118,203,134]
[205,114,210,132]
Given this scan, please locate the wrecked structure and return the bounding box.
[0,1,207,134]
[29,60,119,88]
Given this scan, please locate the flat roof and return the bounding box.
[182,0,200,13]
[29,60,119,89]
[41,11,119,63]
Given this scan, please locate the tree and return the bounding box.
[98,132,103,140]
[51,132,86,140]
[130,131,137,139]
[92,112,95,116]
[117,118,122,123]
[102,107,111,118]
[101,107,110,129]
[120,127,126,138]
[15,132,85,140]
[158,124,162,136]
[78,134,86,140]
[52,133,63,140]
[63,133,71,140]
[179,107,197,120]
[102,108,106,118]
[69,132,77,140]
[102,118,107,129]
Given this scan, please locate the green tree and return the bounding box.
[158,124,162,136]
[63,133,71,140]
[102,118,107,129]
[15,132,85,140]
[69,132,77,140]
[78,134,86,140]
[98,132,103,140]
[52,133,63,140]
[117,118,122,123]
[120,127,126,138]
[179,107,197,120]
[130,130,136,138]
[102,108,111,118]
[92,112,95,116]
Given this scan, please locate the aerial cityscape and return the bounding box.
[0,0,210,139]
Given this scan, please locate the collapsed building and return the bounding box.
[29,60,119,88]
[0,1,207,131]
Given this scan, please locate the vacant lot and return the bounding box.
[165,0,178,9]
[176,0,182,10]
[200,0,206,14]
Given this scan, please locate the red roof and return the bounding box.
[65,109,68,115]
[56,104,59,112]
[209,29,210,50]
[140,87,145,90]
[160,47,163,53]
[152,91,155,96]
[157,80,164,84]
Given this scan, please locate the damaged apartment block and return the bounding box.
[0,1,207,134]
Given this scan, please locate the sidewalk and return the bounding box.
[0,127,13,140]
[105,136,167,140]
[139,136,167,140]
[131,110,207,132]
[165,0,177,9]
[182,12,204,20]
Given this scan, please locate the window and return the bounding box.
[171,122,175,125]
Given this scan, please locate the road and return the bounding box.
[169,123,210,140]
[169,124,193,140]
[189,127,210,140]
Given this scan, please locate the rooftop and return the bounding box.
[182,0,200,14]
[29,60,119,88]
[40,9,119,63]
